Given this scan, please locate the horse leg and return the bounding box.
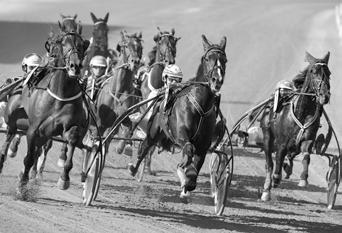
[261,131,274,201]
[283,152,295,179]
[272,144,287,188]
[177,142,198,196]
[36,139,53,180]
[145,146,156,176]
[0,131,15,173]
[57,142,67,167]
[30,148,40,179]
[57,126,78,190]
[128,136,153,177]
[18,129,38,194]
[116,119,133,156]
[298,141,313,187]
[8,134,21,158]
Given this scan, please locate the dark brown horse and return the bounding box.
[260,52,331,202]
[0,19,83,178]
[128,34,227,198]
[82,31,143,178]
[81,12,117,76]
[58,14,78,33]
[139,28,180,100]
[140,34,227,176]
[16,29,89,194]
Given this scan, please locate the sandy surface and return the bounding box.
[0,0,342,232]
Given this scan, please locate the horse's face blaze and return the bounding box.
[62,34,86,76]
[204,50,227,93]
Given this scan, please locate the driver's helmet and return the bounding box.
[21,53,42,73]
[276,80,293,90]
[90,55,107,68]
[162,64,183,83]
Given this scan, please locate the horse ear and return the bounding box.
[83,39,90,51]
[90,12,97,23]
[219,36,227,51]
[305,51,317,64]
[176,37,181,42]
[202,34,210,51]
[322,51,330,64]
[58,21,65,32]
[77,23,82,35]
[45,41,50,53]
[73,14,78,20]
[153,34,160,42]
[104,12,109,23]
[171,28,175,35]
[60,14,66,19]
[116,44,121,53]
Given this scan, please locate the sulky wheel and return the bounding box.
[209,145,234,216]
[83,144,103,206]
[92,144,106,201]
[327,154,341,209]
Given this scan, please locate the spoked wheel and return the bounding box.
[83,144,104,206]
[326,154,341,209]
[92,144,106,201]
[209,145,234,216]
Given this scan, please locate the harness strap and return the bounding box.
[290,100,320,145]
[186,92,215,141]
[46,88,82,102]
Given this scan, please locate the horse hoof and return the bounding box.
[57,177,70,190]
[180,189,190,198]
[7,148,17,158]
[298,179,308,187]
[123,145,133,157]
[57,158,65,168]
[261,191,271,201]
[128,163,136,177]
[327,204,333,210]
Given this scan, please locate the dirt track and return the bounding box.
[0,0,342,232]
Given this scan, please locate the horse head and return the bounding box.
[90,12,109,47]
[303,51,331,105]
[45,30,89,77]
[58,14,80,34]
[201,34,227,93]
[116,31,143,71]
[153,27,180,65]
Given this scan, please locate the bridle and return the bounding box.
[156,34,176,64]
[307,63,330,100]
[202,46,226,83]
[47,32,84,72]
[116,36,142,71]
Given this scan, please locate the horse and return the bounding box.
[16,28,90,194]
[81,12,117,77]
[128,34,227,199]
[81,31,143,180]
[259,51,331,202]
[58,14,78,33]
[139,28,180,100]
[139,34,227,177]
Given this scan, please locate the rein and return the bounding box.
[287,63,329,146]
